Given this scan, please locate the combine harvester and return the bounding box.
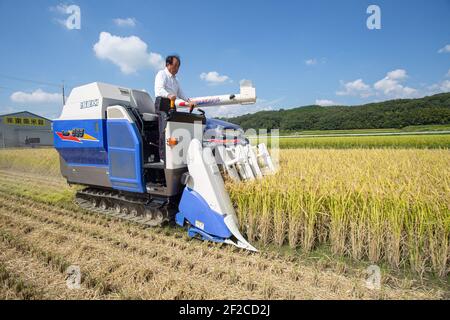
[53,82,276,252]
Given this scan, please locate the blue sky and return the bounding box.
[0,0,449,119]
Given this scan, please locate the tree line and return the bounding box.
[220,93,450,131]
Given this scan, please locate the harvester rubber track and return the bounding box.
[75,187,177,227]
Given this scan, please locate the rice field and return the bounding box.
[0,148,61,177]
[1,147,448,277]
[228,149,449,277]
[0,145,448,299]
[254,134,450,149]
[1,170,444,299]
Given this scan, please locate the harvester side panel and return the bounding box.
[53,119,109,186]
[107,118,145,193]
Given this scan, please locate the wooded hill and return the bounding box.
[221,93,450,131]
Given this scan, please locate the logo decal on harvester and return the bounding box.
[56,128,99,143]
[195,220,205,230]
[80,99,99,109]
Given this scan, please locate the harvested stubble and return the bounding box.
[0,168,447,298]
[229,149,449,277]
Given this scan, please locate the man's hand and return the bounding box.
[188,100,196,113]
[168,95,177,109]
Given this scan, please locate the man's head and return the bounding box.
[166,55,180,76]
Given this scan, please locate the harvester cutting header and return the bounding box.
[53,80,276,252]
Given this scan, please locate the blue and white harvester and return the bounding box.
[53,82,275,251]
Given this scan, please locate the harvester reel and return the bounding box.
[215,143,277,182]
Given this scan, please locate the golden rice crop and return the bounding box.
[228,149,449,277]
[270,134,450,149]
[0,148,60,176]
[1,147,448,277]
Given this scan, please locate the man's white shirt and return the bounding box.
[154,67,189,101]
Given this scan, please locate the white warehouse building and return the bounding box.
[0,111,53,148]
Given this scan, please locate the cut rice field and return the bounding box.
[0,147,448,299]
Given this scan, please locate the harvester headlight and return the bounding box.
[166,137,179,147]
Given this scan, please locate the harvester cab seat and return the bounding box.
[131,90,159,121]
[131,89,156,114]
[129,90,161,163]
[141,113,159,122]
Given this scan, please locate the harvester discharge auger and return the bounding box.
[53,82,276,252]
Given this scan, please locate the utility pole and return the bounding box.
[62,81,66,105]
[1,124,5,149]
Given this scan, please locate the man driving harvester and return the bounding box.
[154,55,196,112]
[154,55,197,162]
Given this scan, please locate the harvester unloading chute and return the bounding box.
[175,82,257,109]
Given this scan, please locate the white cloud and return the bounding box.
[426,68,450,95]
[440,80,450,92]
[10,89,61,104]
[315,99,337,106]
[306,58,327,66]
[428,80,450,94]
[113,17,137,27]
[200,71,231,85]
[440,80,450,91]
[386,69,407,80]
[438,44,450,53]
[49,4,69,29]
[374,69,418,98]
[93,32,164,74]
[336,79,372,97]
[49,3,68,14]
[240,79,253,87]
[336,69,419,99]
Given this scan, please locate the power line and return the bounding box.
[0,85,67,95]
[0,74,62,88]
[0,85,23,93]
[0,74,88,94]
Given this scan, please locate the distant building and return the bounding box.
[0,111,53,148]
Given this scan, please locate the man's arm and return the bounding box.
[178,85,196,111]
[177,85,189,102]
[154,71,171,98]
